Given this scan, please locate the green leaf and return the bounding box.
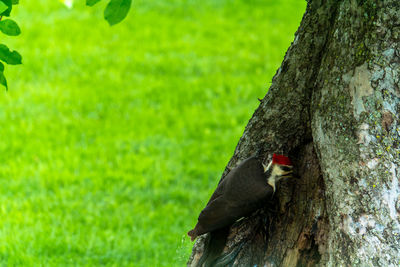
[0,72,7,89]
[0,0,12,16]
[86,0,101,6]
[104,0,131,26]
[0,1,7,13]
[11,0,18,4]
[0,19,20,36]
[0,62,7,90]
[0,44,21,65]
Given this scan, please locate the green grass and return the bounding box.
[0,0,305,265]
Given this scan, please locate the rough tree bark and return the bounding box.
[188,0,400,266]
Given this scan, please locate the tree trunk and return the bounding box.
[188,0,400,266]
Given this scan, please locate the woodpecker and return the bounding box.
[188,154,293,241]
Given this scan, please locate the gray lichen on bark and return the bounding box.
[188,0,400,266]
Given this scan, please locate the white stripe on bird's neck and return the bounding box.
[265,163,285,192]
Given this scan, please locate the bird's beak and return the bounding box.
[291,173,301,179]
[280,167,293,179]
[283,170,301,180]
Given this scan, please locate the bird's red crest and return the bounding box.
[272,154,292,166]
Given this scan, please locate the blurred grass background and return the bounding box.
[0,0,305,265]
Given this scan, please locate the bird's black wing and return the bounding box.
[194,157,273,236]
[224,157,273,204]
[197,196,238,235]
[204,177,226,205]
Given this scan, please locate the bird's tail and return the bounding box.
[187,229,197,241]
[198,227,230,266]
